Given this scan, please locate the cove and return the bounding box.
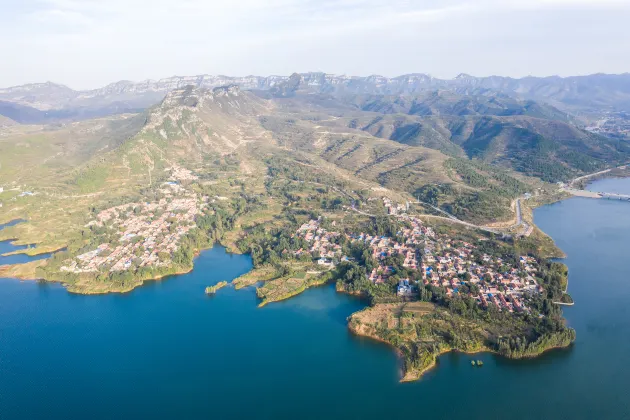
[1,179,630,419]
[0,240,54,266]
[0,219,53,265]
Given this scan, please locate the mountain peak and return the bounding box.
[455,73,475,80]
[0,81,73,94]
[212,84,241,95]
[160,84,241,108]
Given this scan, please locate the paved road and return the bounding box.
[412,200,501,235]
[515,199,523,226]
[415,200,459,221]
[513,198,534,237]
[345,202,502,235]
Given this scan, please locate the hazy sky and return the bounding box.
[1,0,629,89]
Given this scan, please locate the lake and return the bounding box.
[1,179,629,419]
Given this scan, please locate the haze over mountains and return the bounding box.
[2,72,630,123]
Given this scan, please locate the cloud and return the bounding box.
[1,0,629,88]
[30,8,93,29]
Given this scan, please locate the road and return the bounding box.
[569,162,630,188]
[513,198,534,237]
[515,199,522,226]
[570,168,614,187]
[345,198,504,235]
[415,200,459,222]
[411,200,501,235]
[560,163,630,201]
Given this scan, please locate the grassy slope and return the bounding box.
[307,90,630,183]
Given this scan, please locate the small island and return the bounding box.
[205,281,228,295]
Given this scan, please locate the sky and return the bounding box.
[0,0,629,89]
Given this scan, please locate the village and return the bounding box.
[61,182,208,274]
[294,210,542,313]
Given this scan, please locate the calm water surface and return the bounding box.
[1,179,630,419]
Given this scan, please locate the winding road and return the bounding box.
[411,200,501,235]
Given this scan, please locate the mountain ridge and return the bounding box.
[3,72,630,113]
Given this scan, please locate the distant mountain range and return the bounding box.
[2,72,630,121]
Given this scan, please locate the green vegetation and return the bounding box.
[232,266,279,289]
[350,295,574,381]
[332,218,576,381]
[411,158,534,224]
[74,164,110,193]
[256,271,333,306]
[206,281,228,294]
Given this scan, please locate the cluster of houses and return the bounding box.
[584,113,630,138]
[422,241,540,312]
[382,197,408,215]
[294,216,542,312]
[61,188,206,274]
[294,219,342,267]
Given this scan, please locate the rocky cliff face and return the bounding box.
[141,84,273,158]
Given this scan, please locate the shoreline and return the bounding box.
[0,174,617,295]
[0,244,66,258]
[0,243,217,295]
[63,245,218,295]
[1,177,607,384]
[4,173,627,297]
[348,317,574,382]
[571,166,630,189]
[0,191,574,301]
[257,274,331,307]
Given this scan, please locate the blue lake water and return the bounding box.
[587,176,630,195]
[1,179,630,419]
[0,240,54,265]
[0,219,26,230]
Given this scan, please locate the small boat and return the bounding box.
[476,360,484,366]
[471,360,476,366]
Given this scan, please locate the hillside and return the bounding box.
[342,91,569,120]
[2,80,627,239]
[321,94,629,182]
[0,114,16,127]
[0,84,541,259]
